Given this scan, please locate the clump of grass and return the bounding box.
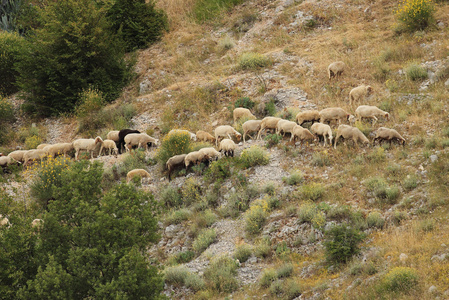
[283,170,304,186]
[381,267,419,293]
[218,35,234,52]
[238,145,270,168]
[301,183,324,201]
[168,251,195,265]
[193,228,217,254]
[365,177,400,205]
[366,211,385,229]
[264,133,282,148]
[404,63,428,81]
[276,263,294,279]
[254,238,271,259]
[402,175,418,191]
[165,266,205,291]
[245,199,269,235]
[181,178,202,206]
[160,185,182,208]
[260,268,277,288]
[297,201,326,229]
[204,255,239,293]
[165,208,192,225]
[324,224,366,265]
[312,151,331,167]
[233,243,252,263]
[238,52,271,70]
[234,96,255,109]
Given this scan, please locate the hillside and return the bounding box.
[2,0,449,298]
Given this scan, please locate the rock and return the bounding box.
[429,285,438,294]
[431,254,447,262]
[438,21,444,28]
[399,253,408,262]
[430,154,438,163]
[139,78,152,94]
[165,224,181,238]
[445,79,449,87]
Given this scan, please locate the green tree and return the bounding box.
[324,223,366,265]
[16,0,132,116]
[107,0,168,52]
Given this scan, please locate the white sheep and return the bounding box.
[355,105,390,125]
[214,125,242,146]
[73,137,103,160]
[126,169,151,183]
[349,85,373,105]
[32,218,44,228]
[334,125,370,149]
[0,214,10,227]
[124,133,159,152]
[257,117,282,140]
[196,130,215,143]
[319,107,351,126]
[233,107,256,123]
[198,147,221,161]
[373,127,405,146]
[99,139,119,156]
[0,156,18,168]
[43,143,74,158]
[276,120,297,136]
[310,123,333,147]
[295,110,321,126]
[168,129,197,141]
[328,61,346,80]
[37,143,50,150]
[7,150,28,163]
[219,139,237,157]
[242,120,262,143]
[23,149,47,166]
[290,125,316,147]
[166,154,187,181]
[185,151,208,168]
[106,130,120,142]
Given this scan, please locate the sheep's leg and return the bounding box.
[243,132,246,143]
[372,116,378,126]
[334,134,340,149]
[257,128,264,140]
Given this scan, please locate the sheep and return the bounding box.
[37,143,50,150]
[276,120,297,136]
[373,127,406,146]
[310,123,333,147]
[290,125,316,147]
[32,219,44,228]
[355,105,390,125]
[168,129,197,141]
[295,110,321,127]
[219,139,237,157]
[0,214,10,227]
[166,154,187,181]
[349,84,373,105]
[43,143,74,158]
[0,156,18,169]
[106,130,120,142]
[257,117,282,140]
[124,133,159,152]
[242,120,262,143]
[319,107,352,126]
[7,150,28,163]
[73,137,103,160]
[233,107,256,123]
[117,129,140,154]
[328,61,346,80]
[196,130,215,143]
[334,125,370,149]
[126,169,151,184]
[185,151,209,169]
[23,149,47,166]
[99,139,119,156]
[214,125,242,146]
[198,147,221,162]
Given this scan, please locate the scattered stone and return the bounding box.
[429,285,438,294]
[430,154,438,163]
[399,253,408,262]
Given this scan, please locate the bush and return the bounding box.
[164,266,190,285]
[395,0,435,32]
[165,208,192,225]
[234,97,255,109]
[301,183,324,201]
[276,263,294,279]
[0,97,15,145]
[160,186,182,208]
[233,244,252,263]
[254,238,271,259]
[264,133,282,148]
[366,212,385,229]
[245,199,269,235]
[204,158,232,182]
[156,130,191,166]
[107,0,168,52]
[264,98,276,116]
[181,178,202,206]
[260,268,277,287]
[239,146,270,168]
[168,251,195,265]
[189,209,217,237]
[204,255,239,293]
[324,224,366,265]
[297,201,326,229]
[312,151,331,167]
[116,150,148,178]
[193,228,217,254]
[0,31,28,95]
[402,175,418,191]
[404,64,428,81]
[381,267,419,293]
[283,171,304,186]
[239,52,271,70]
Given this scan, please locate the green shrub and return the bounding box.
[0,31,28,95]
[276,263,294,279]
[264,98,276,116]
[193,228,217,254]
[234,96,255,109]
[181,178,202,206]
[264,133,282,148]
[260,268,277,287]
[165,208,192,225]
[312,151,331,167]
[165,266,190,285]
[395,0,435,32]
[76,88,106,134]
[189,209,217,237]
[184,272,206,292]
[404,64,428,81]
[221,184,259,217]
[283,171,304,186]
[238,52,271,70]
[204,255,239,293]
[156,130,191,166]
[160,186,182,208]
[417,218,435,232]
[245,199,268,235]
[381,267,419,293]
[324,224,366,265]
[366,212,385,229]
[301,183,324,201]
[297,201,326,229]
[263,182,276,196]
[116,150,148,177]
[239,146,270,168]
[233,244,252,263]
[254,238,271,259]
[168,251,195,265]
[326,205,352,221]
[204,158,232,182]
[365,176,400,204]
[284,279,302,299]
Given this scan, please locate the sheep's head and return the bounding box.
[366,86,373,95]
[385,113,390,120]
[95,136,103,144]
[348,114,356,125]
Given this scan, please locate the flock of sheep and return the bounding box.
[0,61,406,184]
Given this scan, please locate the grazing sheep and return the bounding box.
[295,110,321,126]
[334,125,370,149]
[168,129,197,141]
[32,219,44,228]
[43,143,74,158]
[349,85,373,105]
[355,105,390,125]
[196,130,215,143]
[0,214,10,227]
[233,107,256,123]
[106,130,120,142]
[7,150,28,163]
[319,107,351,126]
[242,120,262,143]
[219,139,237,157]
[124,133,159,152]
[290,125,316,147]
[198,147,221,162]
[328,61,346,80]
[99,139,119,156]
[23,149,47,166]
[257,117,282,140]
[166,154,187,181]
[126,169,151,183]
[276,120,297,136]
[310,123,333,147]
[37,143,50,150]
[185,151,209,169]
[0,156,18,168]
[373,127,406,146]
[214,125,242,146]
[117,129,140,154]
[73,137,103,160]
